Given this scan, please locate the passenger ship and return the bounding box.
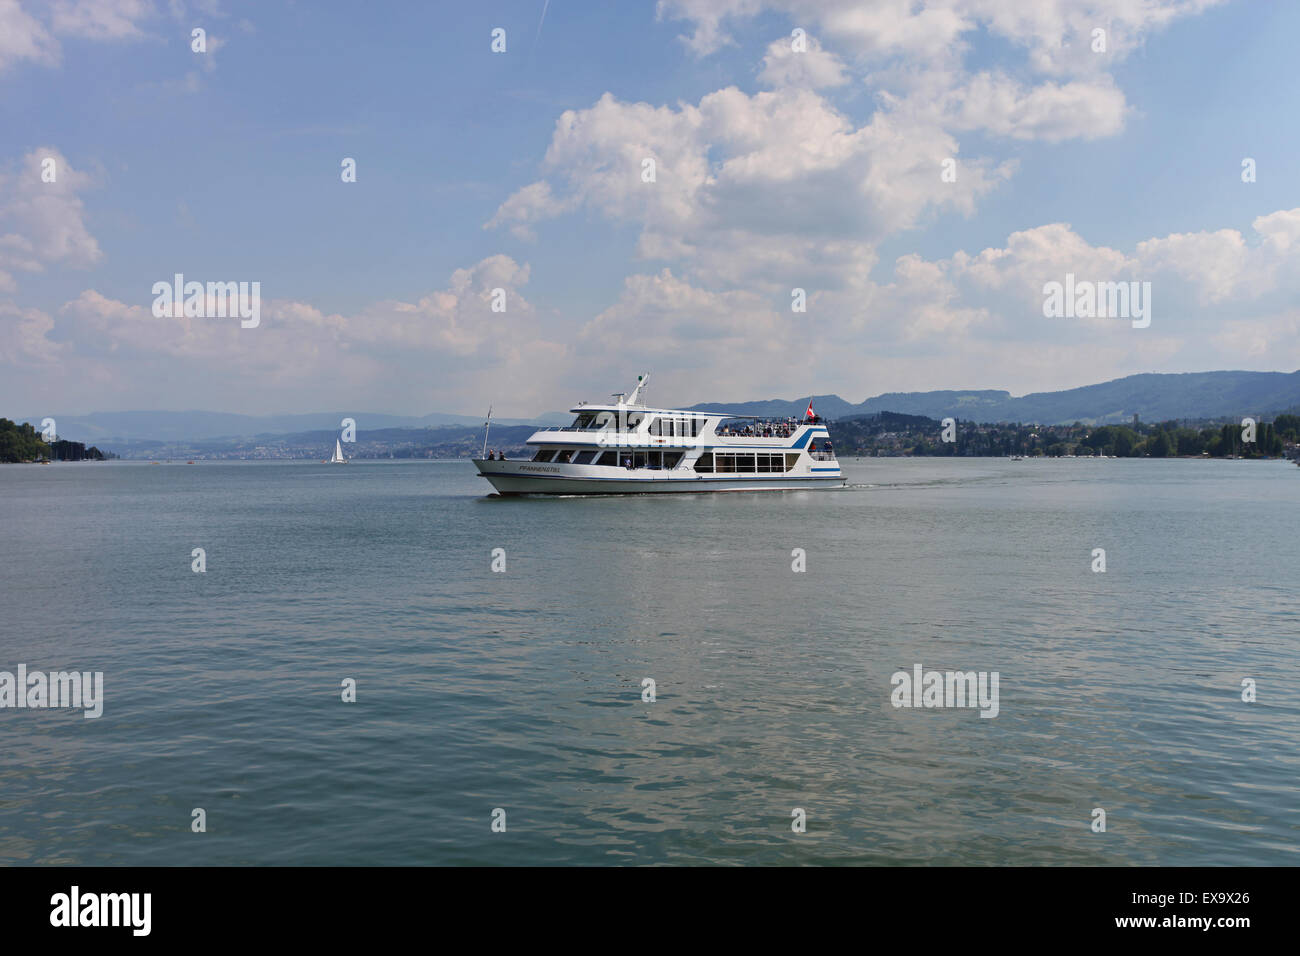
[473,375,844,495]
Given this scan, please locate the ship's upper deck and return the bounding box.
[566,403,721,419]
[527,376,829,446]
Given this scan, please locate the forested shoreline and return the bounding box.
[831,412,1300,458]
[0,419,110,463]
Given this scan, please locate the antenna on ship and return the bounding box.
[627,373,649,406]
[481,405,492,458]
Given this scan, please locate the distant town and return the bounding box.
[4,413,1297,463]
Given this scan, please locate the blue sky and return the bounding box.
[2,0,1298,417]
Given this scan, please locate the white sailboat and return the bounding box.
[330,438,348,464]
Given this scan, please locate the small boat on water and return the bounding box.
[329,439,348,464]
[473,374,845,495]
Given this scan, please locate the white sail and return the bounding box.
[331,438,346,463]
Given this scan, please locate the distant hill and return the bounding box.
[690,370,1300,425]
[15,370,1300,452]
[13,409,569,443]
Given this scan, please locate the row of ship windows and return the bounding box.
[532,449,686,468]
[648,417,704,437]
[571,413,706,437]
[530,448,801,473]
[695,453,799,473]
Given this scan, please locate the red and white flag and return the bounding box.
[805,400,814,419]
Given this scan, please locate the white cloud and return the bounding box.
[0,0,59,72]
[938,71,1129,141]
[0,301,60,364]
[0,147,102,290]
[4,255,578,414]
[1212,310,1300,360]
[1137,209,1300,305]
[489,86,1014,288]
[1,0,234,88]
[655,0,764,56]
[50,0,154,39]
[656,0,1228,147]
[483,181,576,241]
[661,0,1227,74]
[757,33,849,89]
[568,205,1300,403]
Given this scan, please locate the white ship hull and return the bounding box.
[474,459,843,495]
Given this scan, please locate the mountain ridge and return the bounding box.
[689,370,1300,425]
[18,370,1300,444]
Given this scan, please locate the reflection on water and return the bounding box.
[0,457,1296,864]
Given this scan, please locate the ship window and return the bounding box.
[626,413,644,429]
[694,453,713,473]
[785,454,799,471]
[649,418,661,436]
[572,450,596,465]
[596,451,617,466]
[633,452,647,468]
[572,413,596,429]
[663,451,683,469]
[736,454,756,473]
[555,449,574,464]
[532,449,555,462]
[715,454,734,473]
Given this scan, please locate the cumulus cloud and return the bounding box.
[0,148,101,290]
[0,301,60,364]
[488,86,1014,288]
[0,0,59,72]
[50,0,154,39]
[3,255,575,413]
[655,1,1229,148]
[2,0,232,87]
[936,71,1129,141]
[1136,209,1300,305]
[655,0,764,56]
[757,33,849,89]
[566,204,1300,402]
[483,181,576,241]
[660,0,1226,74]
[487,2,1205,299]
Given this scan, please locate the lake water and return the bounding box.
[1,457,1297,865]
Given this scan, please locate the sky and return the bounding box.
[2,0,1299,418]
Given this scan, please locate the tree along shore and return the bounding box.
[0,419,110,463]
[829,412,1299,458]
